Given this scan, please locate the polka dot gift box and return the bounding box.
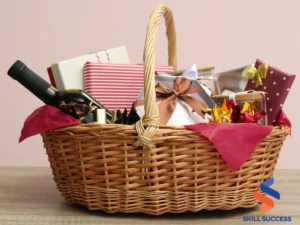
[245,59,295,125]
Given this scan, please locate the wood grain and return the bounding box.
[0,167,299,225]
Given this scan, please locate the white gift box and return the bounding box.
[50,46,129,90]
[135,64,216,126]
[135,99,212,126]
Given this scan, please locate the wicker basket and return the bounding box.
[42,4,290,215]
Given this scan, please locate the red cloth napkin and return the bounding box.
[19,105,81,142]
[275,109,291,128]
[185,123,273,171]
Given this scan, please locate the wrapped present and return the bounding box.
[83,62,174,111]
[134,64,216,126]
[216,59,295,125]
[216,65,249,93]
[244,59,296,125]
[212,90,267,125]
[168,65,220,95]
[49,46,130,90]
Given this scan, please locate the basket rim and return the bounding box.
[44,122,290,134]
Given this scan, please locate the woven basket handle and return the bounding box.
[134,4,177,148]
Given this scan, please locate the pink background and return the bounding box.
[0,0,298,168]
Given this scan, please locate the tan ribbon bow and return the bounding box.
[242,63,268,87]
[137,77,208,125]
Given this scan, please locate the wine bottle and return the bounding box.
[7,60,112,123]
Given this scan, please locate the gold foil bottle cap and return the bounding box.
[96,109,106,124]
[111,110,117,123]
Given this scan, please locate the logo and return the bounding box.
[254,177,280,213]
[242,177,292,222]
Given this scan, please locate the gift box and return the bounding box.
[196,66,220,95]
[212,90,267,125]
[216,59,295,125]
[134,64,216,126]
[169,65,220,95]
[49,46,130,90]
[216,65,249,93]
[83,62,174,111]
[244,59,296,125]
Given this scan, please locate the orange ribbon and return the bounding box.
[136,77,208,125]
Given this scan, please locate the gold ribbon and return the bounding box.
[203,99,232,123]
[242,63,268,87]
[242,100,258,114]
[136,77,208,125]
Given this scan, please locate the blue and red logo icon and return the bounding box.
[254,177,280,213]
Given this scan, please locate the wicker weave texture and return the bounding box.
[43,124,289,215]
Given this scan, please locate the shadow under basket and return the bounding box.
[42,123,289,215]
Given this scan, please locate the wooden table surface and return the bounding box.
[0,167,299,225]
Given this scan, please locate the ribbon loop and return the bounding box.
[242,63,268,87]
[153,77,208,125]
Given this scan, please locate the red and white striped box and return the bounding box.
[83,62,174,111]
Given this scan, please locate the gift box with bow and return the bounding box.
[244,59,295,125]
[216,59,295,125]
[134,64,216,126]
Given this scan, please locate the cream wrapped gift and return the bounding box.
[134,64,216,126]
[50,46,129,90]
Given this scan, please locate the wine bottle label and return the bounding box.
[59,101,90,119]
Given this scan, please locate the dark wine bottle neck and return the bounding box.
[8,60,112,123]
[45,86,58,103]
[7,60,57,104]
